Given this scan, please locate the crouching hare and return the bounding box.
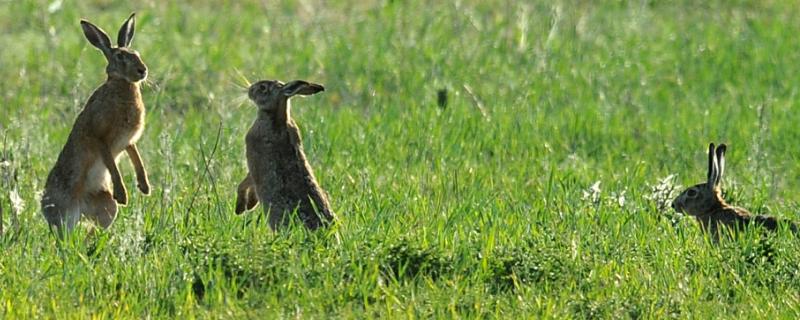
[235,79,335,230]
[41,13,150,235]
[672,143,798,238]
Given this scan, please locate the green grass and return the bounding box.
[2,0,800,318]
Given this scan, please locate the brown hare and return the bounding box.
[41,13,150,235]
[234,79,335,230]
[672,143,798,238]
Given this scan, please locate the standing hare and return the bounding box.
[41,13,150,235]
[672,143,798,238]
[234,79,335,230]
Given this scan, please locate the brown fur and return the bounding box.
[234,79,335,230]
[41,14,150,235]
[672,143,798,239]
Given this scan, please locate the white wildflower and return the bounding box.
[646,174,680,211]
[47,0,63,13]
[9,189,24,214]
[582,181,602,205]
[609,190,626,208]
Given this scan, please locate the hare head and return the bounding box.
[672,143,728,217]
[248,80,325,113]
[81,13,147,83]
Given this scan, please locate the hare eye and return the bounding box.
[687,189,698,197]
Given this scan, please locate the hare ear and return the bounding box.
[81,20,112,56]
[117,13,136,48]
[707,143,718,188]
[282,80,325,97]
[715,144,727,186]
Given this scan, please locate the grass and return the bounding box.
[2,0,800,318]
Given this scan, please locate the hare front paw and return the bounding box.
[138,181,151,195]
[114,187,128,205]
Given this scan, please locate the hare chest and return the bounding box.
[109,104,145,154]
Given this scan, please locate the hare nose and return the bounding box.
[137,67,147,76]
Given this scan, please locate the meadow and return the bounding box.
[2,0,800,318]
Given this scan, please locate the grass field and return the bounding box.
[2,0,800,318]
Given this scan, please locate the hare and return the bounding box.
[41,13,150,235]
[234,79,335,230]
[672,143,798,238]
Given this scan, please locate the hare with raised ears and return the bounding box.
[41,13,150,235]
[672,143,798,238]
[234,79,335,230]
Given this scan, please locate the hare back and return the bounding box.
[750,215,799,233]
[706,207,798,234]
[704,206,750,225]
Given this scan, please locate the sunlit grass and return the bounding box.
[1,0,800,318]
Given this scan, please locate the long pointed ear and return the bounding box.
[117,13,136,48]
[81,20,112,56]
[715,144,727,187]
[707,143,717,188]
[282,80,325,97]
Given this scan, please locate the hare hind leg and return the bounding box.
[298,193,336,230]
[235,174,259,214]
[41,194,81,236]
[84,190,118,229]
[266,204,292,231]
[301,207,334,230]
